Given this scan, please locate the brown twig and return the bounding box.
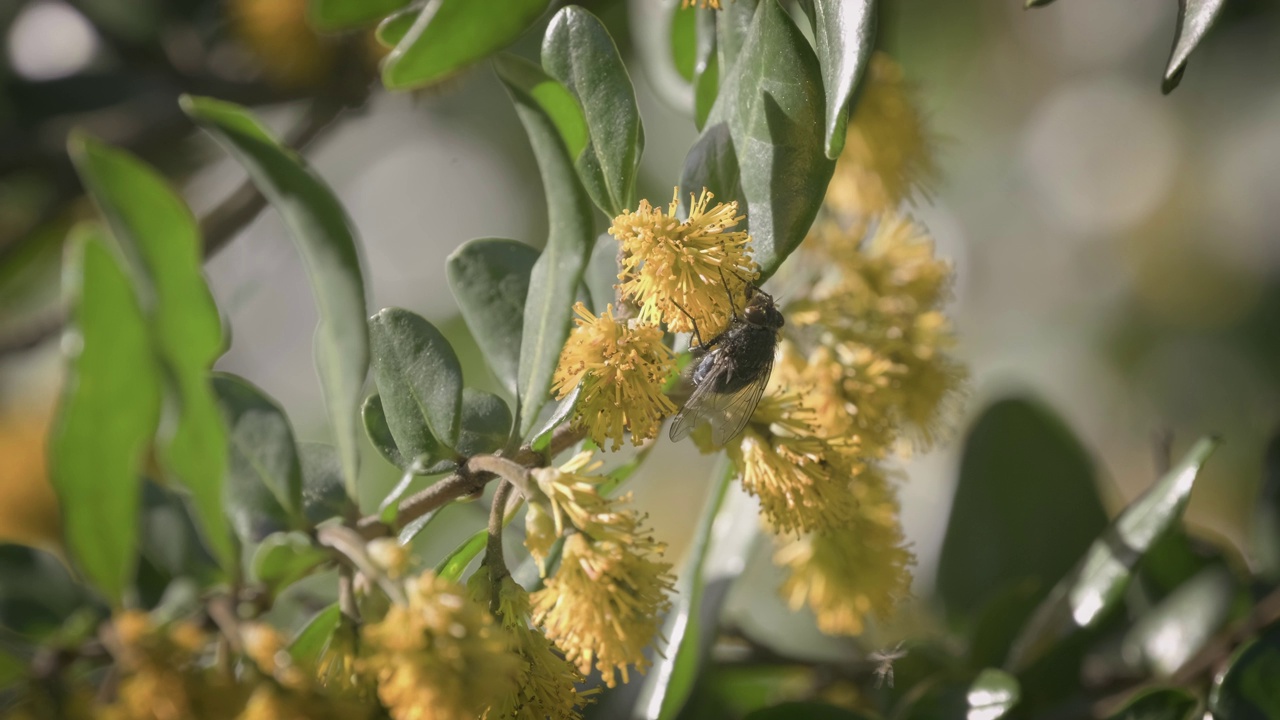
[485,481,516,614]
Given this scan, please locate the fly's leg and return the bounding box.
[671,298,706,348]
[717,266,741,320]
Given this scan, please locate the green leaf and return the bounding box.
[436,530,487,581]
[299,443,351,526]
[495,55,597,436]
[50,226,161,605]
[968,668,1021,720]
[1107,687,1198,720]
[1162,0,1227,94]
[681,0,834,281]
[181,95,369,501]
[637,463,759,720]
[938,398,1108,620]
[583,234,619,314]
[542,6,645,216]
[529,384,580,453]
[1123,566,1234,677]
[968,579,1043,670]
[138,482,220,587]
[363,394,408,470]
[381,0,551,90]
[693,10,719,131]
[69,134,233,570]
[671,4,697,82]
[369,307,465,459]
[715,0,760,75]
[0,544,91,639]
[308,0,411,31]
[0,648,24,687]
[376,6,416,47]
[251,532,329,591]
[1007,437,1220,672]
[803,0,876,159]
[1254,431,1280,583]
[1209,624,1280,719]
[446,238,539,398]
[743,703,874,720]
[457,388,513,457]
[290,603,341,666]
[213,374,303,543]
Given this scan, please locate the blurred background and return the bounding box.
[2,0,1280,651]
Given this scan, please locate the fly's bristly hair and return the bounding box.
[669,280,784,446]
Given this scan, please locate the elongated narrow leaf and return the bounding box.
[376,6,416,47]
[290,603,341,665]
[308,0,411,31]
[446,238,539,397]
[968,669,1020,720]
[682,0,834,281]
[1107,688,1197,720]
[693,9,719,131]
[50,227,161,605]
[495,55,597,435]
[804,0,876,158]
[437,530,488,581]
[213,374,304,543]
[181,96,369,500]
[1163,0,1227,93]
[1208,624,1280,719]
[382,0,551,90]
[543,6,645,216]
[671,4,697,82]
[69,134,233,569]
[1007,437,1220,672]
[1122,565,1234,677]
[529,384,580,453]
[638,462,759,720]
[938,398,1108,619]
[369,307,464,454]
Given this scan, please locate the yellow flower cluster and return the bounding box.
[681,0,722,9]
[553,187,757,452]
[526,453,676,687]
[825,52,938,218]
[360,572,521,720]
[552,303,677,450]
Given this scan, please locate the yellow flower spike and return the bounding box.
[825,53,938,217]
[775,468,915,637]
[360,572,520,720]
[552,303,678,451]
[612,188,758,337]
[682,0,722,9]
[729,427,862,536]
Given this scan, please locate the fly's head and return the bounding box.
[743,286,785,330]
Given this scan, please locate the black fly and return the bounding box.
[669,278,784,446]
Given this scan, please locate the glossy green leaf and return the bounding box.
[638,463,758,720]
[1007,437,1220,672]
[1209,624,1280,720]
[381,0,551,90]
[299,443,351,526]
[251,532,329,591]
[804,0,876,158]
[289,603,341,666]
[715,0,760,75]
[456,388,513,456]
[181,95,369,500]
[436,530,487,581]
[308,0,411,31]
[743,703,873,720]
[681,0,834,282]
[69,134,233,569]
[939,398,1108,620]
[495,55,597,436]
[543,6,645,216]
[212,374,303,543]
[529,384,580,453]
[0,544,91,639]
[1254,431,1280,583]
[1107,687,1198,720]
[1123,565,1234,677]
[446,238,539,398]
[369,307,464,455]
[362,394,456,475]
[968,669,1020,720]
[50,227,161,605]
[1163,0,1227,94]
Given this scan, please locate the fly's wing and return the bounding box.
[669,351,772,447]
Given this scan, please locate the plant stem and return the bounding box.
[485,481,515,614]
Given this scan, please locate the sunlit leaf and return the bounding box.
[369,307,464,451]
[543,5,645,216]
[802,0,876,158]
[182,96,369,501]
[49,227,161,605]
[1163,0,1227,93]
[381,0,551,90]
[1122,565,1234,677]
[289,603,341,666]
[495,55,597,436]
[446,238,539,398]
[436,530,487,581]
[1007,437,1220,672]
[299,443,350,527]
[70,134,233,570]
[968,668,1020,720]
[457,388,513,457]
